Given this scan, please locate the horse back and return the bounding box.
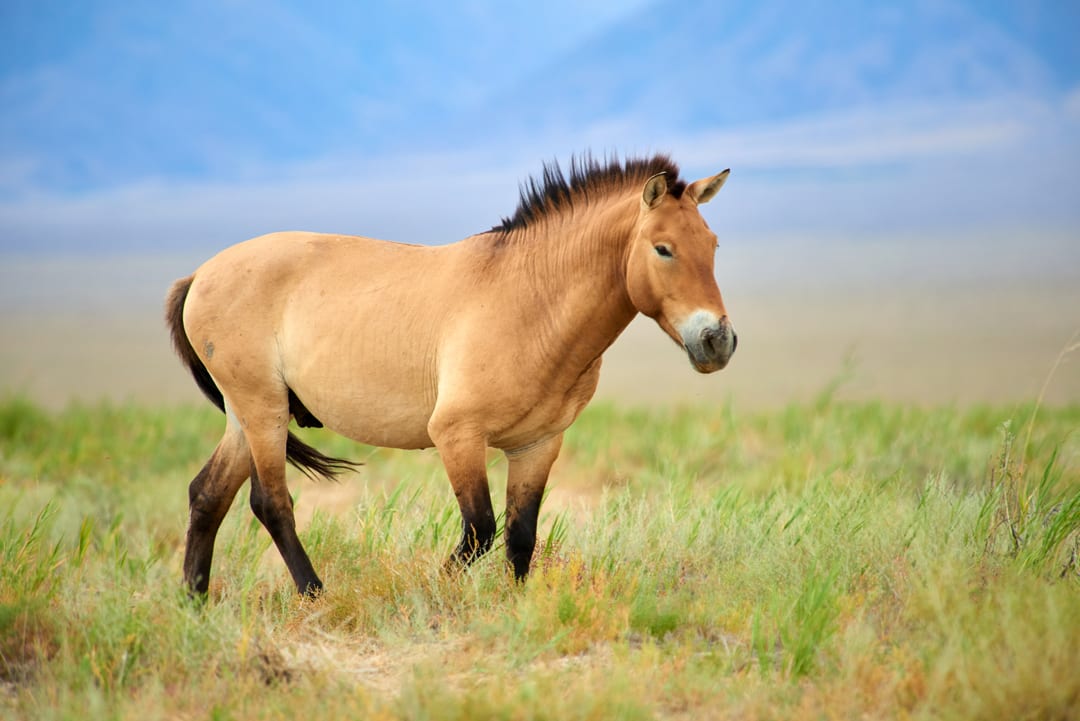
[182,231,602,451]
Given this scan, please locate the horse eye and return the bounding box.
[654,245,673,258]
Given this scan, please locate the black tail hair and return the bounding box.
[165,275,361,481]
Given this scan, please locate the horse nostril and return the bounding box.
[699,323,736,360]
[701,327,719,351]
[700,326,727,356]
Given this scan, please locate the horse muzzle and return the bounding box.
[680,313,737,373]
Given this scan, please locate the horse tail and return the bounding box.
[165,275,224,412]
[165,275,361,482]
[284,434,362,481]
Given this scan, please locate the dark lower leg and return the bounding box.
[184,494,227,595]
[449,493,497,568]
[505,493,543,580]
[504,434,562,580]
[183,447,248,595]
[428,425,496,572]
[250,464,322,597]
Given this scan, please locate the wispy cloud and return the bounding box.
[2,1,1078,254]
[1065,85,1080,122]
[0,1,656,193]
[668,96,1049,171]
[3,89,1076,255]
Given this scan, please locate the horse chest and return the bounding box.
[491,357,602,450]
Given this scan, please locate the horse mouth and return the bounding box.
[687,350,729,373]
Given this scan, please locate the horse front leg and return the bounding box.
[428,416,496,570]
[504,434,563,580]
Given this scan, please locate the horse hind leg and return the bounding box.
[246,425,324,597]
[184,425,251,596]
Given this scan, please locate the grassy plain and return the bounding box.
[1,394,1078,720]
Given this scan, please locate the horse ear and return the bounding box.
[641,172,668,210]
[686,169,730,205]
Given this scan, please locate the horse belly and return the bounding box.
[280,315,438,451]
[272,251,448,449]
[285,354,437,450]
[318,397,434,450]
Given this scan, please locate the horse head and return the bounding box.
[625,169,737,373]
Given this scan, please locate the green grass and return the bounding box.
[1,395,1078,719]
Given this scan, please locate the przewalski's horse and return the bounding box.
[166,154,736,597]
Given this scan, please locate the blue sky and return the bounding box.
[1,0,1078,254]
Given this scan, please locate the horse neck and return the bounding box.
[505,192,641,369]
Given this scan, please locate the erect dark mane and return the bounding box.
[490,153,686,235]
